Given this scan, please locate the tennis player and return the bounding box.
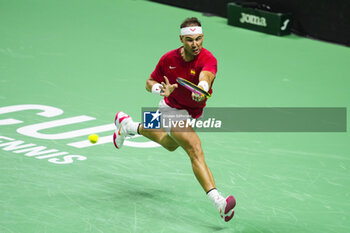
[113,17,236,222]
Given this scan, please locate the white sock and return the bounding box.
[207,188,226,211]
[125,119,140,135]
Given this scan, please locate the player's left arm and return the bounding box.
[192,70,215,102]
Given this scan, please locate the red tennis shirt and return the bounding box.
[151,47,217,118]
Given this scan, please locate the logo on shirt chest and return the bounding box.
[190,69,196,76]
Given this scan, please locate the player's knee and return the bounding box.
[187,142,203,161]
[190,142,202,153]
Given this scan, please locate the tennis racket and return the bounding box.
[176,77,211,98]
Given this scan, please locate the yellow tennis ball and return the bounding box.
[88,134,99,144]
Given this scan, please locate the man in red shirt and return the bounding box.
[113,17,236,222]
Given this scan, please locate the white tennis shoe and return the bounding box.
[113,111,133,149]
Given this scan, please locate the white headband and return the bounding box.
[180,26,203,36]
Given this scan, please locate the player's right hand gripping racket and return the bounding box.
[176,77,211,98]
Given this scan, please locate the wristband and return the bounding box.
[198,80,209,92]
[152,83,163,95]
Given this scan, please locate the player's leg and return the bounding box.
[170,126,215,191]
[170,125,236,222]
[139,125,179,151]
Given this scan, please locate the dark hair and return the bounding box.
[180,17,201,28]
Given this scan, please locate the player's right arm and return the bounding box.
[147,53,177,97]
[146,76,178,97]
[146,77,159,92]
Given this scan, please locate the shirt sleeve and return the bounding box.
[201,56,217,76]
[150,54,166,83]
